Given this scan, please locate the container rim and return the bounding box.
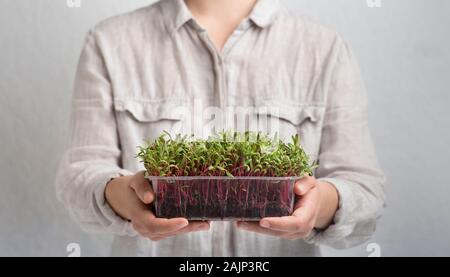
[146,176,304,181]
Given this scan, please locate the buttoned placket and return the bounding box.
[188,19,254,256]
[193,19,253,109]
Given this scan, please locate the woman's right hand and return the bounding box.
[105,171,210,241]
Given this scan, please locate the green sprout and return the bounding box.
[137,131,316,177]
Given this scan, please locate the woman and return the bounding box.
[56,0,385,256]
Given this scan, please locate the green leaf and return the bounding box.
[137,131,314,178]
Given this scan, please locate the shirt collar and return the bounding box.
[248,0,281,28]
[160,0,281,33]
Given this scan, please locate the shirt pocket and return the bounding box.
[113,99,188,143]
[254,99,325,161]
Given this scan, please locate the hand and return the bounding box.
[236,176,339,240]
[105,171,210,241]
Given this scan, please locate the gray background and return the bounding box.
[1,0,449,257]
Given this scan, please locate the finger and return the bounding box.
[294,176,316,196]
[151,221,211,239]
[131,222,148,236]
[262,187,319,233]
[142,222,210,242]
[130,204,189,235]
[259,216,307,233]
[166,221,210,235]
[142,216,189,235]
[290,190,319,231]
[237,222,288,237]
[293,186,319,213]
[130,207,155,232]
[129,171,154,204]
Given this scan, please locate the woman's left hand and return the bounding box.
[236,176,339,240]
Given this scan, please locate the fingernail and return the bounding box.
[260,221,270,228]
[178,221,189,228]
[143,192,151,202]
[297,183,305,194]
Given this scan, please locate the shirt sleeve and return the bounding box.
[55,30,137,236]
[305,37,386,249]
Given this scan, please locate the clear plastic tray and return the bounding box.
[147,176,300,221]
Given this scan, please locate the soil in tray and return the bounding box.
[153,179,293,220]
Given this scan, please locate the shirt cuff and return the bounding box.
[91,168,138,237]
[304,177,356,246]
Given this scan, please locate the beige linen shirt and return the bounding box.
[55,0,386,256]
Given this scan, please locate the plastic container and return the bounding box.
[147,176,300,221]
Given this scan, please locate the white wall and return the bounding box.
[1,0,449,256]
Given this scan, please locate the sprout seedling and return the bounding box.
[137,131,316,220]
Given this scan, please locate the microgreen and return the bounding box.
[137,131,315,177]
[137,131,316,220]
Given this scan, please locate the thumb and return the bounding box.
[294,176,316,196]
[129,171,154,204]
